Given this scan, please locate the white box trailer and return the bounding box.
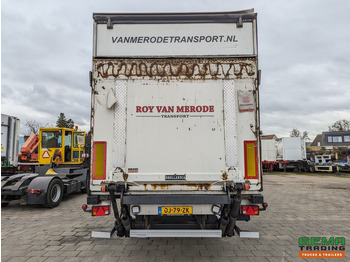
[261,139,277,161]
[261,137,308,172]
[85,10,267,238]
[1,114,20,169]
[276,137,306,161]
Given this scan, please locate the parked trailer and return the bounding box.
[276,137,306,161]
[1,114,20,173]
[261,137,308,172]
[83,10,267,238]
[1,127,90,207]
[305,150,350,173]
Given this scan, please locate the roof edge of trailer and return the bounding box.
[93,10,257,24]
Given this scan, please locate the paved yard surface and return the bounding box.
[2,173,350,262]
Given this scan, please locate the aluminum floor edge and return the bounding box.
[130,229,222,238]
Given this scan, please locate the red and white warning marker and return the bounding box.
[42,151,50,158]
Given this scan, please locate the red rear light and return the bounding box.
[92,205,110,216]
[82,204,88,211]
[262,202,268,209]
[241,205,259,215]
[29,189,41,194]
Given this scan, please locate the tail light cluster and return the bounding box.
[241,203,268,215]
[82,204,110,216]
[92,205,110,216]
[28,189,41,194]
[241,205,259,215]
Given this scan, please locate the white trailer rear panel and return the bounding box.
[1,114,20,168]
[261,139,277,161]
[87,10,266,238]
[277,137,307,161]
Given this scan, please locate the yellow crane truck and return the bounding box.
[1,127,90,207]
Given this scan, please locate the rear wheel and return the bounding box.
[44,179,63,208]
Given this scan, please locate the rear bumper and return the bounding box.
[122,193,230,205]
[130,229,222,238]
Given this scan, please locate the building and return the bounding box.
[310,134,322,147]
[321,131,350,147]
[310,131,350,148]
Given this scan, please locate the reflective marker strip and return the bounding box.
[244,141,258,179]
[93,141,106,180]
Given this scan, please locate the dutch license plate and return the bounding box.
[159,206,193,215]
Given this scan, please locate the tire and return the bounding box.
[309,166,315,173]
[44,179,63,208]
[1,203,9,207]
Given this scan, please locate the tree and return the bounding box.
[328,119,350,132]
[290,128,309,140]
[290,128,300,137]
[25,120,49,134]
[302,131,309,141]
[56,113,75,129]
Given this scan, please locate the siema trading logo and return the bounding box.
[298,237,345,258]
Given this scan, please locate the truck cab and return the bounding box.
[38,127,86,165]
[2,127,89,208]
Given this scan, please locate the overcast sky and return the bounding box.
[1,0,350,140]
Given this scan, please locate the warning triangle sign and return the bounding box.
[42,151,50,158]
[96,207,107,216]
[246,206,254,215]
[245,206,258,215]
